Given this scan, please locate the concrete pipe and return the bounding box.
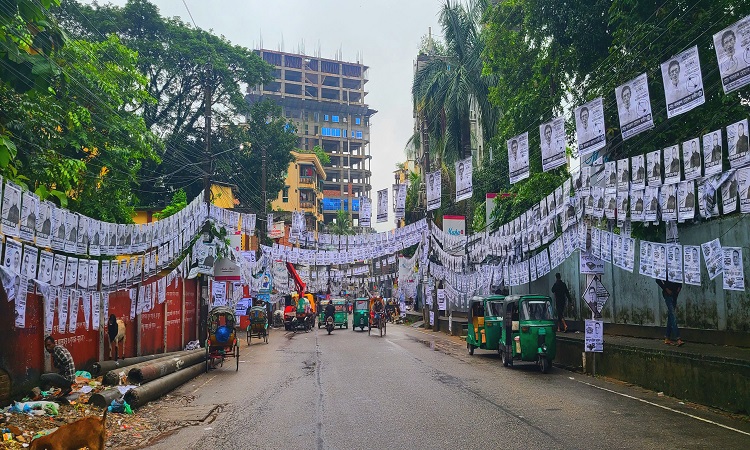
[124,362,205,409]
[89,388,124,408]
[91,351,180,377]
[103,350,196,385]
[127,349,206,384]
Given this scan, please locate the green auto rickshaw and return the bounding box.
[466,295,505,355]
[318,298,348,329]
[498,295,557,373]
[352,298,370,331]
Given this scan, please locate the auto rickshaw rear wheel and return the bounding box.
[501,349,512,367]
[468,343,474,355]
[539,356,551,373]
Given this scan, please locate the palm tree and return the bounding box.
[412,0,497,167]
[330,209,353,235]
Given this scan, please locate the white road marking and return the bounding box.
[576,379,750,437]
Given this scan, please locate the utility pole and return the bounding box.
[203,62,213,206]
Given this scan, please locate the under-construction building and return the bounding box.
[246,49,376,227]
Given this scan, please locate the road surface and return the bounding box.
[145,318,750,449]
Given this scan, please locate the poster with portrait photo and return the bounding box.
[623,237,635,272]
[455,156,473,201]
[604,189,617,220]
[646,149,662,186]
[652,243,666,281]
[722,247,745,291]
[35,201,52,249]
[663,145,682,185]
[617,158,630,191]
[639,240,653,277]
[630,154,646,189]
[644,186,660,223]
[604,161,617,189]
[88,259,99,292]
[65,256,78,288]
[100,259,110,292]
[661,46,705,118]
[630,188,645,222]
[118,259,128,290]
[106,222,117,255]
[89,220,101,256]
[76,258,88,291]
[19,191,38,243]
[574,166,591,192]
[359,197,371,228]
[667,244,684,283]
[51,254,66,287]
[591,227,601,259]
[575,97,606,156]
[590,186,604,219]
[394,183,407,219]
[726,118,750,168]
[601,231,612,263]
[22,244,38,282]
[63,211,78,254]
[660,183,678,222]
[376,188,388,223]
[426,170,441,212]
[616,190,629,225]
[109,260,119,292]
[540,117,566,171]
[76,215,89,255]
[714,16,750,94]
[546,191,557,219]
[37,250,53,285]
[682,138,702,181]
[702,129,723,176]
[1,181,21,237]
[507,133,529,184]
[701,238,723,281]
[722,171,739,214]
[738,167,750,213]
[616,73,654,140]
[3,238,22,274]
[612,234,623,268]
[677,180,696,221]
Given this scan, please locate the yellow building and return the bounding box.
[271,151,327,232]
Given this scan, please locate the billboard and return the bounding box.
[443,215,465,237]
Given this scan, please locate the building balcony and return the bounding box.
[299,176,316,186]
[300,201,316,211]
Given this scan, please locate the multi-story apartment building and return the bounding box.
[246,49,376,226]
[270,151,326,233]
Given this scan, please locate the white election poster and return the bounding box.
[661,46,705,119]
[394,183,407,219]
[703,129,723,177]
[701,238,723,281]
[631,154,646,188]
[426,170,441,212]
[575,97,606,156]
[580,251,604,275]
[726,118,750,168]
[678,180,696,221]
[437,288,446,311]
[455,156,473,202]
[682,138,702,181]
[663,145,681,185]
[714,16,750,94]
[359,197,371,228]
[376,188,388,223]
[540,117,566,172]
[722,247,745,291]
[667,244,683,283]
[615,73,654,140]
[584,319,604,352]
[683,245,702,286]
[739,167,750,214]
[508,132,530,184]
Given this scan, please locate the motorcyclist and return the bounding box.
[324,301,336,321]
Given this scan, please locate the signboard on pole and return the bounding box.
[585,319,604,352]
[583,275,609,319]
[443,215,466,237]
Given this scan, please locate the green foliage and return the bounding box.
[330,209,353,235]
[489,171,569,231]
[154,189,187,220]
[301,144,330,165]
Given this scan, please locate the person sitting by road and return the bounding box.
[41,336,75,397]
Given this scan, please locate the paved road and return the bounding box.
[146,318,750,449]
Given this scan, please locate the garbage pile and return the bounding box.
[1,349,206,448]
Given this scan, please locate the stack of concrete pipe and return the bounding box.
[90,349,206,409]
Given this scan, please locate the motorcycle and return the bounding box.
[325,316,335,335]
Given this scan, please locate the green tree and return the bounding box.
[330,209,353,235]
[55,0,274,205]
[0,35,160,221]
[412,0,497,166]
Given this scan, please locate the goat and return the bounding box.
[107,315,126,361]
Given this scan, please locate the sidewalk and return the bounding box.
[408,310,750,415]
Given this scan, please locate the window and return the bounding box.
[282,186,289,203]
[356,131,363,139]
[314,112,319,121]
[343,130,347,138]
[333,128,341,137]
[355,117,361,125]
[332,115,339,123]
[324,114,329,121]
[314,125,319,135]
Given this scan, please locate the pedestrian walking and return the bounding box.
[551,273,572,332]
[656,277,684,346]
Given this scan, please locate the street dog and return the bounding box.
[29,409,107,450]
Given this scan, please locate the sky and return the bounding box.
[92,0,443,231]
